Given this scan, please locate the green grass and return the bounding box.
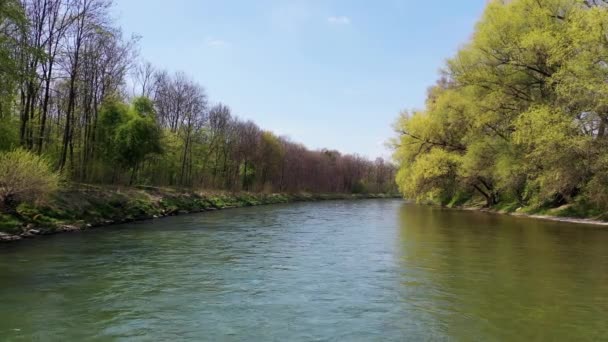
[441,191,608,223]
[491,201,521,213]
[1,186,396,236]
[0,214,21,234]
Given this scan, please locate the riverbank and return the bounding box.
[456,201,608,227]
[0,185,399,242]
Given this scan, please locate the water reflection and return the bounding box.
[397,204,608,340]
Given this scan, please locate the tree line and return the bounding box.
[0,0,396,195]
[393,0,608,212]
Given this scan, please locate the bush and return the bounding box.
[0,149,60,214]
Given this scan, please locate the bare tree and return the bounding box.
[133,60,154,97]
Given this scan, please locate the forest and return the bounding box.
[393,0,608,216]
[0,0,396,214]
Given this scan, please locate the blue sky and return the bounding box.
[112,0,487,159]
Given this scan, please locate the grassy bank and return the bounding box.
[448,197,608,226]
[0,184,399,241]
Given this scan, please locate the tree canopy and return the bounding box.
[393,0,608,212]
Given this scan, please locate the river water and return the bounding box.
[1,200,608,341]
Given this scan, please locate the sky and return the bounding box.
[112,0,487,160]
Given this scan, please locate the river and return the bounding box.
[1,199,607,341]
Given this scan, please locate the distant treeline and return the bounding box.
[393,0,608,213]
[0,0,396,194]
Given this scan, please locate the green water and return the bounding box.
[1,200,608,341]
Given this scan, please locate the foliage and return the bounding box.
[393,0,608,214]
[0,149,60,213]
[97,98,131,163]
[114,106,163,170]
[0,0,25,118]
[0,116,18,151]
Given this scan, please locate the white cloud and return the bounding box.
[206,38,230,48]
[327,16,351,25]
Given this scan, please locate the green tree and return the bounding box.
[0,0,24,119]
[96,97,162,184]
[257,131,285,191]
[393,0,608,212]
[115,115,163,184]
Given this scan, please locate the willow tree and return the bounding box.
[394,0,608,210]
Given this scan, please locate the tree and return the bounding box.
[96,97,162,184]
[393,0,608,211]
[115,114,162,184]
[0,0,25,119]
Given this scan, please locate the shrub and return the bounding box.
[0,149,60,214]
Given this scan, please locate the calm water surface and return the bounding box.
[1,200,608,341]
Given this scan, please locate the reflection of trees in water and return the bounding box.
[395,203,608,340]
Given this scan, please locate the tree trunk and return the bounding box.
[1,194,21,218]
[242,160,248,191]
[180,129,191,186]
